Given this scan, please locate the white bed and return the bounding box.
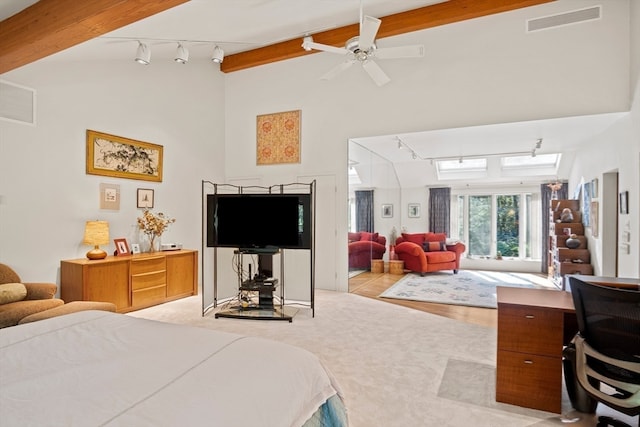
[0,310,347,426]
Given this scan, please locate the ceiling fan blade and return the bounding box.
[359,15,381,51]
[320,60,355,80]
[362,59,390,86]
[305,41,349,56]
[375,45,425,60]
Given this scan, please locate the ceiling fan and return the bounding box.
[301,6,424,86]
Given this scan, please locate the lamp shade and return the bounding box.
[83,220,109,260]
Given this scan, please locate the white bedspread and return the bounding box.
[0,311,344,427]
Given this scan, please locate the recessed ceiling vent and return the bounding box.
[527,5,601,32]
[0,80,36,125]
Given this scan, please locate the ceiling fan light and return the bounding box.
[211,46,224,63]
[174,43,189,64]
[135,42,150,65]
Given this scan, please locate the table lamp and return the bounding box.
[83,220,109,260]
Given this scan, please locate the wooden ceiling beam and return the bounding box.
[221,0,554,73]
[0,0,188,74]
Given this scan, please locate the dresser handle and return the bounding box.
[525,315,535,319]
[524,360,534,364]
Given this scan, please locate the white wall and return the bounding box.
[0,58,225,284]
[1,0,637,293]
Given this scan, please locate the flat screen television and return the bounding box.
[206,193,311,250]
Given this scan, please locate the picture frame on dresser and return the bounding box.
[114,238,130,256]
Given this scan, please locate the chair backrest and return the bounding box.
[568,276,640,363]
[0,263,22,285]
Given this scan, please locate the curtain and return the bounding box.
[540,182,569,274]
[429,187,451,235]
[355,190,374,232]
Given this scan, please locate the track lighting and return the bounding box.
[174,43,189,64]
[536,138,543,149]
[302,36,313,51]
[135,42,151,65]
[211,45,224,63]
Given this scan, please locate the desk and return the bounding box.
[496,275,640,413]
[496,287,576,413]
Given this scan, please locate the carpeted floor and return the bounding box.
[126,289,625,427]
[380,270,557,308]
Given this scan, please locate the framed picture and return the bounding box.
[137,188,154,208]
[590,201,599,238]
[86,129,163,182]
[619,191,629,214]
[99,183,120,210]
[130,243,141,254]
[381,204,393,218]
[114,238,130,256]
[408,203,420,218]
[256,110,301,165]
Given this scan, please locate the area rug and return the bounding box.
[379,270,556,308]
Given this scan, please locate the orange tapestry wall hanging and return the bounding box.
[256,110,301,165]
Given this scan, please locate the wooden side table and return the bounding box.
[371,259,384,274]
[389,260,404,275]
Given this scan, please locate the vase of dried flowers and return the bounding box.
[137,210,176,253]
[547,181,562,200]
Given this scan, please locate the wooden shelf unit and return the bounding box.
[548,200,593,288]
[61,249,197,313]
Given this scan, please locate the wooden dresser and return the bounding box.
[496,286,576,413]
[61,250,197,313]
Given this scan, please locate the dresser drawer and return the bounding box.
[131,256,166,274]
[132,270,166,291]
[497,305,564,356]
[496,349,562,413]
[132,285,166,307]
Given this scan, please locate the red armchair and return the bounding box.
[348,232,386,270]
[394,232,465,275]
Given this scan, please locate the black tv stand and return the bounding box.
[215,249,295,322]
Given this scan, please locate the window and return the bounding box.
[453,189,541,260]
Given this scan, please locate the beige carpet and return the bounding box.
[128,290,627,427]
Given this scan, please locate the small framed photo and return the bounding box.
[137,188,154,209]
[408,203,420,218]
[381,204,393,218]
[114,238,130,256]
[619,191,629,214]
[130,243,141,254]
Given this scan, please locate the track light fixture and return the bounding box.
[211,45,224,63]
[302,36,313,51]
[134,42,151,65]
[174,43,189,64]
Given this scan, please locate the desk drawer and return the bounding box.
[497,305,564,357]
[496,349,562,413]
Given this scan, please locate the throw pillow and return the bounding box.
[422,241,446,252]
[0,282,27,305]
[360,231,379,242]
[348,232,361,243]
[401,233,425,245]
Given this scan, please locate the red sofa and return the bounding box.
[348,231,386,270]
[394,232,465,275]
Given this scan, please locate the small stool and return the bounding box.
[389,260,405,275]
[371,259,384,274]
[18,301,116,325]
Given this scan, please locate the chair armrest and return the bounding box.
[23,282,57,300]
[446,242,466,258]
[395,241,425,257]
[349,240,386,254]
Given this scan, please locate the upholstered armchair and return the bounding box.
[348,231,387,270]
[0,263,64,328]
[394,232,465,275]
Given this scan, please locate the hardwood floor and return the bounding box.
[349,270,498,328]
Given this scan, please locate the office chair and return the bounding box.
[563,276,640,427]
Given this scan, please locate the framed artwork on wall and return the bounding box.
[99,183,120,210]
[381,204,393,218]
[256,110,301,165]
[408,203,420,218]
[137,188,154,209]
[86,129,163,182]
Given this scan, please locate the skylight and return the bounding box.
[501,153,561,169]
[437,158,487,172]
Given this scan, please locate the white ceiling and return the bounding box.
[2,0,629,188]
